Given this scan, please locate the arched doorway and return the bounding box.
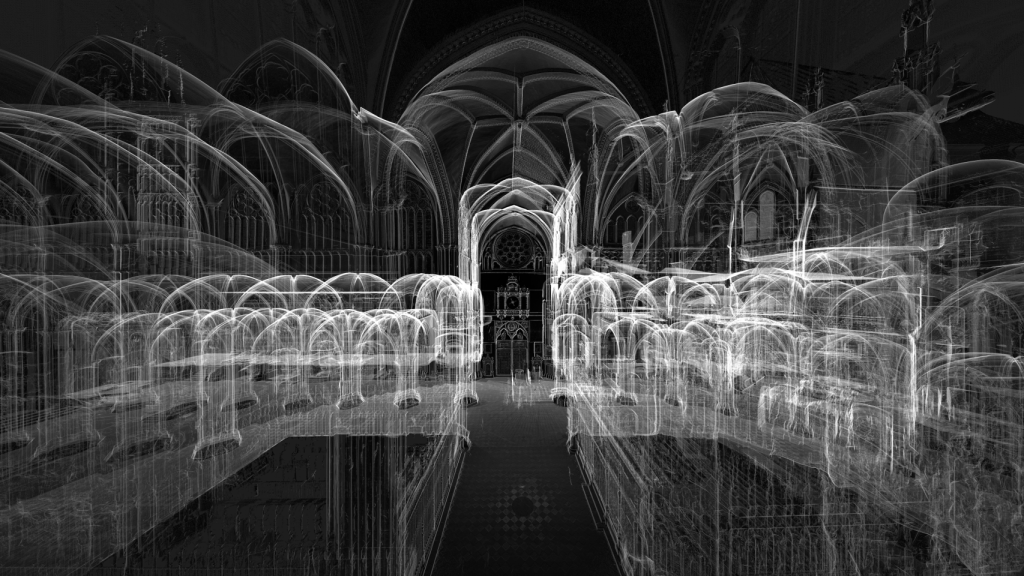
[493,279,530,376]
[457,174,581,387]
[480,227,545,378]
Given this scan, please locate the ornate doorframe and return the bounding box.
[494,319,529,376]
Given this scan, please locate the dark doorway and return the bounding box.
[478,224,549,378]
[495,320,529,376]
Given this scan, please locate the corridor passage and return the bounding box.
[430,378,620,576]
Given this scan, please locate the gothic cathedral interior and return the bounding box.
[1,1,1023,575]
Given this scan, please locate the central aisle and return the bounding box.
[429,378,620,576]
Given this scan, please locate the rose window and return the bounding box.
[494,230,534,268]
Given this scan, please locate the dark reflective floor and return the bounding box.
[87,436,334,575]
[83,378,619,576]
[430,378,620,576]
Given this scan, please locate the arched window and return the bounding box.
[71,197,105,223]
[743,211,758,243]
[315,185,340,251]
[420,210,431,249]
[411,209,420,250]
[0,183,41,226]
[227,188,269,251]
[759,190,776,240]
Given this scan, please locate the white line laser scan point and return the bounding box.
[0,3,1022,574]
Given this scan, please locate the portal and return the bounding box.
[477,226,547,378]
